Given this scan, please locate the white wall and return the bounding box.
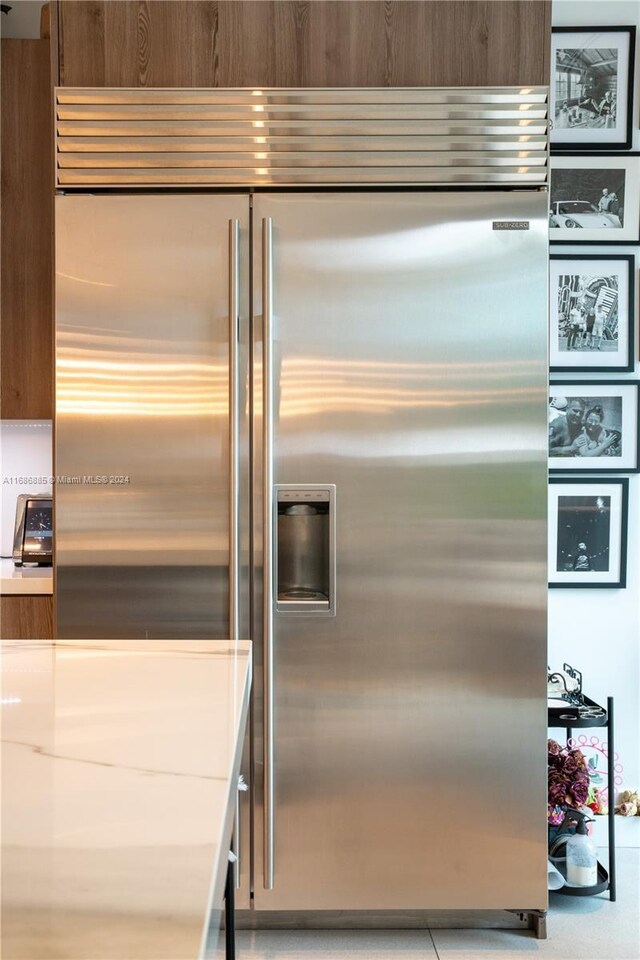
[0,1,42,39]
[551,0,640,846]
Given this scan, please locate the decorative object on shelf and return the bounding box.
[548,661,584,704]
[566,811,598,887]
[587,787,609,816]
[616,789,640,816]
[549,478,628,588]
[547,663,608,724]
[566,733,623,808]
[551,26,636,151]
[549,254,635,372]
[548,739,591,824]
[548,380,639,474]
[547,807,600,892]
[549,154,640,244]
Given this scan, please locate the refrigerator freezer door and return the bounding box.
[252,191,548,910]
[55,195,250,640]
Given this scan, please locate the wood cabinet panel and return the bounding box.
[56,1,551,88]
[383,1,552,87]
[57,0,221,86]
[1,596,54,641]
[0,40,54,421]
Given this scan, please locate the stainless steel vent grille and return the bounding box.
[55,87,549,188]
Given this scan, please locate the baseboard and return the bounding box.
[236,909,530,930]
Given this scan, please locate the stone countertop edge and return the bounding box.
[0,557,53,595]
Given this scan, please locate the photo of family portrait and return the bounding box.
[549,479,628,588]
[557,273,618,351]
[548,381,639,473]
[549,157,639,243]
[551,28,634,149]
[549,255,633,372]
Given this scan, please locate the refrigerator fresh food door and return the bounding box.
[55,195,250,642]
[252,191,548,911]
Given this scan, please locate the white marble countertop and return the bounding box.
[1,639,251,960]
[0,557,53,595]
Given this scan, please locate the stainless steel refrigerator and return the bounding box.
[55,86,549,921]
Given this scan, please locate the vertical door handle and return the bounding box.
[229,219,240,642]
[229,219,242,887]
[262,217,275,890]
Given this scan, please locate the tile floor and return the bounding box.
[236,849,639,960]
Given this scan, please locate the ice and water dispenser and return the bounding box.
[276,485,336,614]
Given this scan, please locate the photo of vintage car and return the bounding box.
[549,201,622,230]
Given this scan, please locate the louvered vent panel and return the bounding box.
[55,87,549,188]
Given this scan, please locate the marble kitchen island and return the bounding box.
[0,639,251,960]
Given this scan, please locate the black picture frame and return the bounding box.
[551,25,636,152]
[549,379,640,474]
[549,254,635,372]
[549,153,640,246]
[549,478,629,589]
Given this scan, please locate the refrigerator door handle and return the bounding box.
[229,218,242,886]
[229,219,240,642]
[262,217,275,890]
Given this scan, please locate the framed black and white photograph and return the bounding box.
[551,26,636,150]
[549,155,640,244]
[549,255,634,371]
[549,381,639,473]
[549,478,628,588]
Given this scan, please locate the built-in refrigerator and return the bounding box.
[55,86,549,924]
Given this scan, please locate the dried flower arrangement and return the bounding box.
[548,738,591,826]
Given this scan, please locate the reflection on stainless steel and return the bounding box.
[251,191,547,912]
[54,87,548,188]
[55,195,250,640]
[56,320,229,417]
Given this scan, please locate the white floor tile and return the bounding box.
[232,850,638,960]
[430,849,639,960]
[236,929,438,959]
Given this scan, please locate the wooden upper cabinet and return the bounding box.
[55,0,551,88]
[0,40,53,421]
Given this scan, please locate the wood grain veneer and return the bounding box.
[1,596,54,641]
[0,40,54,421]
[55,1,551,88]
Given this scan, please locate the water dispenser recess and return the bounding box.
[275,485,336,615]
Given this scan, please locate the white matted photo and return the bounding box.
[551,27,635,150]
[548,381,639,473]
[550,155,640,244]
[549,255,634,371]
[549,479,628,588]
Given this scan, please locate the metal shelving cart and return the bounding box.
[548,694,616,901]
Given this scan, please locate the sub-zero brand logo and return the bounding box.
[492,221,530,230]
